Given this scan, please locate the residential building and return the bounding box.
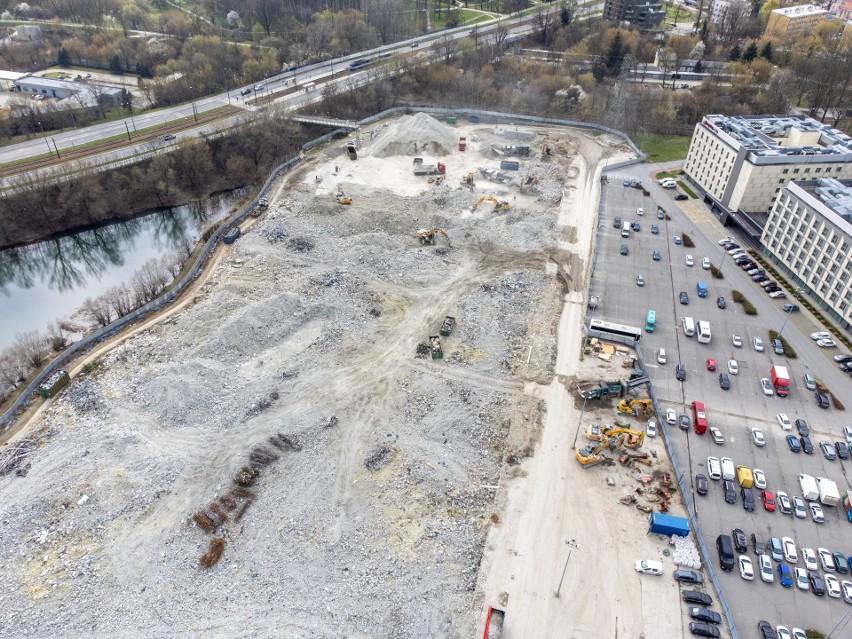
[709,0,752,27]
[683,115,852,236]
[603,0,665,28]
[765,4,828,40]
[831,0,852,20]
[761,179,852,331]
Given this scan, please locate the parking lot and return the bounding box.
[592,174,852,636]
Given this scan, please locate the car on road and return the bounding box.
[161,134,176,142]
[815,391,830,408]
[834,354,852,363]
[820,440,837,460]
[811,331,832,341]
[741,488,755,511]
[674,569,704,584]
[683,590,713,606]
[706,358,716,371]
[631,221,641,232]
[761,490,776,512]
[716,296,726,309]
[724,480,737,504]
[800,435,814,454]
[732,528,747,553]
[758,554,773,582]
[701,257,711,269]
[776,413,791,430]
[753,468,767,489]
[778,563,793,588]
[718,237,735,246]
[239,87,252,96]
[689,622,721,638]
[253,83,265,91]
[614,216,622,228]
[657,208,665,219]
[636,274,645,287]
[782,537,797,563]
[825,574,842,598]
[753,337,764,352]
[819,548,834,572]
[802,548,818,571]
[695,473,708,495]
[674,235,682,245]
[783,303,800,312]
[675,193,688,200]
[727,360,738,375]
[836,441,850,460]
[809,571,826,596]
[680,291,689,305]
[636,207,644,216]
[686,254,694,266]
[786,435,801,452]
[718,373,730,390]
[760,378,774,396]
[652,250,661,261]
[817,338,837,348]
[666,409,677,424]
[709,427,724,444]
[620,244,629,255]
[757,621,774,639]
[795,419,809,436]
[732,334,742,348]
[795,567,809,590]
[751,427,766,446]
[676,364,686,381]
[792,496,806,519]
[739,555,754,580]
[810,502,824,523]
[635,560,664,575]
[777,492,793,515]
[409,42,419,48]
[679,414,691,431]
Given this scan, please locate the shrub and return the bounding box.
[743,302,757,315]
[831,394,845,410]
[681,233,694,247]
[732,290,745,303]
[710,265,723,279]
[199,537,226,568]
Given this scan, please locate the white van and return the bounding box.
[621,221,630,238]
[661,178,677,189]
[707,456,722,480]
[682,317,695,337]
[720,457,735,481]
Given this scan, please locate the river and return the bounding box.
[0,189,247,352]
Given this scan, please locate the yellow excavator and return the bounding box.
[603,427,645,449]
[336,192,351,205]
[617,398,653,415]
[416,228,450,246]
[472,196,510,212]
[575,442,607,467]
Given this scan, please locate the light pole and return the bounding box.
[37,121,51,154]
[778,288,803,339]
[555,539,580,597]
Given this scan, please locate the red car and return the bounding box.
[706,358,716,372]
[761,490,776,512]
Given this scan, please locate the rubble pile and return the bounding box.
[367,112,457,157]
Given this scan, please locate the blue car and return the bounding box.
[786,435,801,453]
[652,250,661,261]
[778,563,793,588]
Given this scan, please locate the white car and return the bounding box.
[811,331,832,341]
[739,555,754,580]
[776,628,792,639]
[769,290,787,299]
[751,427,766,447]
[809,502,824,523]
[254,83,265,91]
[685,254,694,266]
[646,420,657,438]
[819,547,834,572]
[732,334,743,348]
[792,495,806,519]
[709,427,725,445]
[792,630,807,639]
[825,573,842,598]
[753,337,764,352]
[666,409,677,425]
[634,559,663,575]
[802,548,818,572]
[777,491,792,514]
[760,378,774,396]
[637,207,644,216]
[842,580,852,604]
[706,456,722,480]
[782,537,797,563]
[701,257,711,270]
[817,338,837,348]
[753,468,767,490]
[794,567,809,590]
[718,237,734,246]
[727,359,739,375]
[776,413,791,430]
[758,554,773,583]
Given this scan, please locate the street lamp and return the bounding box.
[555,539,580,597]
[36,121,51,154]
[778,288,804,339]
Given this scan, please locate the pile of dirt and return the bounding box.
[367,112,457,158]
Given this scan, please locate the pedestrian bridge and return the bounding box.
[289,115,359,130]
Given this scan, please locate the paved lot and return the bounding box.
[592,173,852,637]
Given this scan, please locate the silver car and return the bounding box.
[809,502,825,523]
[792,496,807,519]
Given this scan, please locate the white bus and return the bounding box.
[588,318,642,342]
[697,320,711,344]
[682,317,695,337]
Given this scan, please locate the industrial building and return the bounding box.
[603,0,665,28]
[761,179,852,331]
[11,75,124,106]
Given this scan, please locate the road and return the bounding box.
[594,165,852,637]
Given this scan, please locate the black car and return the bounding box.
[696,474,708,496]
[689,607,722,624]
[757,621,774,639]
[679,414,691,431]
[682,590,713,606]
[841,361,852,372]
[772,339,784,355]
[239,87,252,96]
[716,296,726,309]
[795,419,809,437]
[675,193,689,201]
[723,480,736,504]
[680,291,689,305]
[809,571,826,596]
[632,221,641,232]
[614,216,622,228]
[753,274,769,282]
[800,435,814,454]
[676,364,687,381]
[689,622,720,638]
[718,373,730,390]
[674,569,704,584]
[836,441,850,460]
[741,487,755,512]
[751,532,766,555]
[620,244,629,255]
[732,528,748,553]
[816,391,830,408]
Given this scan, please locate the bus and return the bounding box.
[588,319,642,342]
[691,400,708,435]
[697,320,711,344]
[645,310,656,333]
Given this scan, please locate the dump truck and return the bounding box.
[481,606,505,639]
[770,365,790,397]
[843,491,852,522]
[223,227,241,244]
[439,316,456,337]
[579,380,625,400]
[648,512,690,537]
[346,142,357,160]
[458,137,467,151]
[38,370,70,399]
[817,477,840,506]
[430,335,443,359]
[412,159,446,176]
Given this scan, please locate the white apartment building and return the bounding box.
[683,115,852,220]
[761,179,852,331]
[709,0,752,26]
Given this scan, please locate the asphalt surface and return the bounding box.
[593,168,852,637]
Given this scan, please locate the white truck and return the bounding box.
[817,477,840,506]
[799,473,819,501]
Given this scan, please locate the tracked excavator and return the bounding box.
[336,192,352,205]
[416,228,450,246]
[603,427,645,449]
[472,196,511,212]
[617,398,653,416]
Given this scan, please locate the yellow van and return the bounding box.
[736,465,753,488]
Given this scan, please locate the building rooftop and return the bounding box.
[700,114,852,158]
[793,178,852,224]
[772,4,827,17]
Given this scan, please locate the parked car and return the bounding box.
[742,488,755,511]
[753,468,766,489]
[701,257,711,269]
[758,621,775,639]
[769,291,787,299]
[732,334,743,348]
[674,235,682,245]
[620,244,629,255]
[809,571,826,596]
[778,563,793,588]
[679,414,691,431]
[783,303,800,312]
[689,607,722,625]
[782,537,797,563]
[753,337,764,352]
[761,490,776,512]
[836,441,850,460]
[802,548,818,571]
[674,569,704,584]
[809,502,824,523]
[724,480,737,504]
[709,427,724,444]
[731,528,748,553]
[820,441,837,460]
[792,496,806,519]
[739,555,754,580]
[635,559,664,575]
[685,254,694,266]
[682,590,713,606]
[786,435,801,453]
[776,413,791,430]
[636,274,645,287]
[769,537,784,561]
[652,250,661,261]
[666,409,677,424]
[833,552,848,574]
[675,193,688,200]
[794,567,809,590]
[819,548,834,572]
[613,216,622,228]
[776,492,793,515]
[676,364,686,381]
[706,358,716,372]
[817,338,837,348]
[811,331,832,341]
[825,574,842,598]
[716,296,726,309]
[758,554,773,582]
[651,224,659,234]
[800,435,814,454]
[696,473,708,495]
[815,391,830,408]
[680,291,689,305]
[772,339,784,355]
[689,622,720,638]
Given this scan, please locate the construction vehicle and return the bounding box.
[415,228,449,245]
[251,197,268,216]
[336,192,352,205]
[472,196,511,212]
[439,316,456,337]
[458,137,467,151]
[346,142,357,160]
[579,380,625,400]
[461,172,475,188]
[617,398,653,416]
[604,427,644,449]
[479,167,510,183]
[412,158,446,176]
[542,143,552,157]
[493,144,530,157]
[481,606,505,639]
[575,442,608,467]
[430,335,443,359]
[619,452,652,467]
[586,423,605,441]
[520,175,539,193]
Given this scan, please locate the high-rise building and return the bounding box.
[603,0,665,28]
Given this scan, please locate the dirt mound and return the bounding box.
[367,112,457,158]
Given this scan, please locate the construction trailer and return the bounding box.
[647,512,690,537]
[38,370,70,398]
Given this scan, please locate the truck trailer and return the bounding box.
[648,512,690,537]
[817,477,840,506]
[770,365,790,397]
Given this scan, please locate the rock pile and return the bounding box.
[367,112,457,157]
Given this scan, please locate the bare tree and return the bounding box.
[83,296,112,327]
[15,331,46,368]
[0,349,26,389]
[534,8,556,47]
[433,33,458,64]
[103,285,137,318]
[46,321,69,352]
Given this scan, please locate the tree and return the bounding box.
[534,8,556,46]
[760,41,773,61]
[560,0,576,26]
[57,47,71,67]
[83,296,112,327]
[694,60,703,73]
[743,42,758,62]
[46,321,68,351]
[605,31,627,76]
[15,331,45,368]
[729,43,742,61]
[109,54,124,75]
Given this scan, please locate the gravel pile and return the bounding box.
[367,112,457,158]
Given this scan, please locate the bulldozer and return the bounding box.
[617,398,653,416]
[416,228,450,246]
[472,196,511,212]
[336,192,352,205]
